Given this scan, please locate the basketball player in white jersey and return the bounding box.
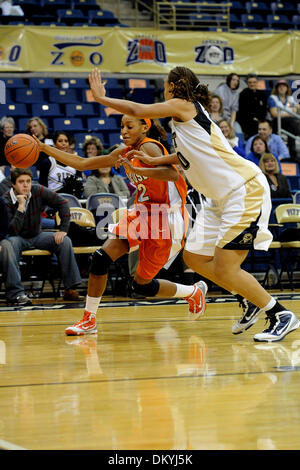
[86,66,299,343]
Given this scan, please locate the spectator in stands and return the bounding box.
[208,94,226,124]
[245,120,290,161]
[84,165,131,199]
[214,73,242,134]
[82,136,105,178]
[259,153,291,199]
[245,135,281,170]
[237,74,267,140]
[0,196,31,306]
[268,79,300,160]
[47,132,81,194]
[217,118,245,157]
[26,116,53,186]
[0,116,15,168]
[3,167,82,301]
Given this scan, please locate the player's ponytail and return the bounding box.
[141,118,167,142]
[168,66,211,111]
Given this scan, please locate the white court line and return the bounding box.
[0,439,27,450]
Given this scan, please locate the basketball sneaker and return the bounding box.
[184,281,208,320]
[253,311,300,342]
[65,310,97,336]
[232,299,263,335]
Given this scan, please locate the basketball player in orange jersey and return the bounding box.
[80,66,300,343]
[34,115,208,335]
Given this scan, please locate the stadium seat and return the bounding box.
[229,13,242,28]
[1,77,25,88]
[0,103,29,118]
[241,13,265,28]
[292,14,300,27]
[245,2,269,15]
[31,14,57,24]
[126,88,155,104]
[87,117,119,133]
[52,117,84,132]
[31,103,63,118]
[65,103,98,118]
[266,14,291,29]
[57,9,87,25]
[48,88,81,104]
[60,78,88,89]
[107,132,123,147]
[28,78,57,89]
[15,88,45,104]
[271,2,298,15]
[58,193,82,208]
[88,9,119,25]
[71,0,100,14]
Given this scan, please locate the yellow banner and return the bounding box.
[0,26,298,75]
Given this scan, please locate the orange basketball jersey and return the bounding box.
[123,137,187,208]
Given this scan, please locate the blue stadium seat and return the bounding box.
[57,9,87,25]
[245,2,269,14]
[60,78,88,89]
[1,103,29,117]
[241,13,265,28]
[292,14,300,27]
[48,88,81,104]
[105,78,123,89]
[15,88,45,104]
[1,77,25,88]
[87,117,119,133]
[28,78,57,89]
[52,117,84,132]
[271,2,298,15]
[107,132,123,147]
[88,10,118,25]
[65,103,98,117]
[229,13,242,28]
[127,88,155,104]
[31,14,57,24]
[31,103,63,118]
[266,14,292,29]
[71,0,100,14]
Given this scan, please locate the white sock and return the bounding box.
[85,295,101,315]
[262,297,276,311]
[173,283,195,298]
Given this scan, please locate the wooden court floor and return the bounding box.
[0,293,300,450]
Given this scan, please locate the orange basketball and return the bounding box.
[4,134,40,168]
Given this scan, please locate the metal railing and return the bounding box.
[277,106,300,150]
[154,1,230,31]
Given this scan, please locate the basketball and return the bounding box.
[4,133,40,168]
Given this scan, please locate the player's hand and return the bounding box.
[120,157,134,174]
[89,68,106,102]
[32,135,46,151]
[126,149,154,165]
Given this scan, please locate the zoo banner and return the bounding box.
[0,26,298,75]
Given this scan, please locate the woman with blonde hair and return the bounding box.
[218,118,245,157]
[259,153,291,199]
[26,116,53,186]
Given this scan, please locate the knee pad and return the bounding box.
[131,279,159,297]
[89,248,113,275]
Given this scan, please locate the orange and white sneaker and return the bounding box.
[184,281,208,320]
[65,310,97,336]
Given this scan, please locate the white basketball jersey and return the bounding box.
[48,156,77,192]
[171,102,260,200]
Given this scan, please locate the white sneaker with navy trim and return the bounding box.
[253,311,300,342]
[232,299,263,335]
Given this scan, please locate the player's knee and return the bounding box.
[131,279,160,297]
[89,248,113,275]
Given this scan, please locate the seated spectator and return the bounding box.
[84,166,131,200]
[26,116,53,186]
[214,73,242,134]
[81,136,105,178]
[245,120,290,161]
[0,116,15,169]
[237,74,267,140]
[259,153,291,199]
[3,168,82,301]
[245,135,282,171]
[208,94,227,124]
[0,196,31,306]
[47,132,82,195]
[268,79,300,160]
[218,118,245,157]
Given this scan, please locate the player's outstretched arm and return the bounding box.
[122,158,179,182]
[33,136,122,171]
[126,149,179,166]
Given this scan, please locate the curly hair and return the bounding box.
[167,66,211,110]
